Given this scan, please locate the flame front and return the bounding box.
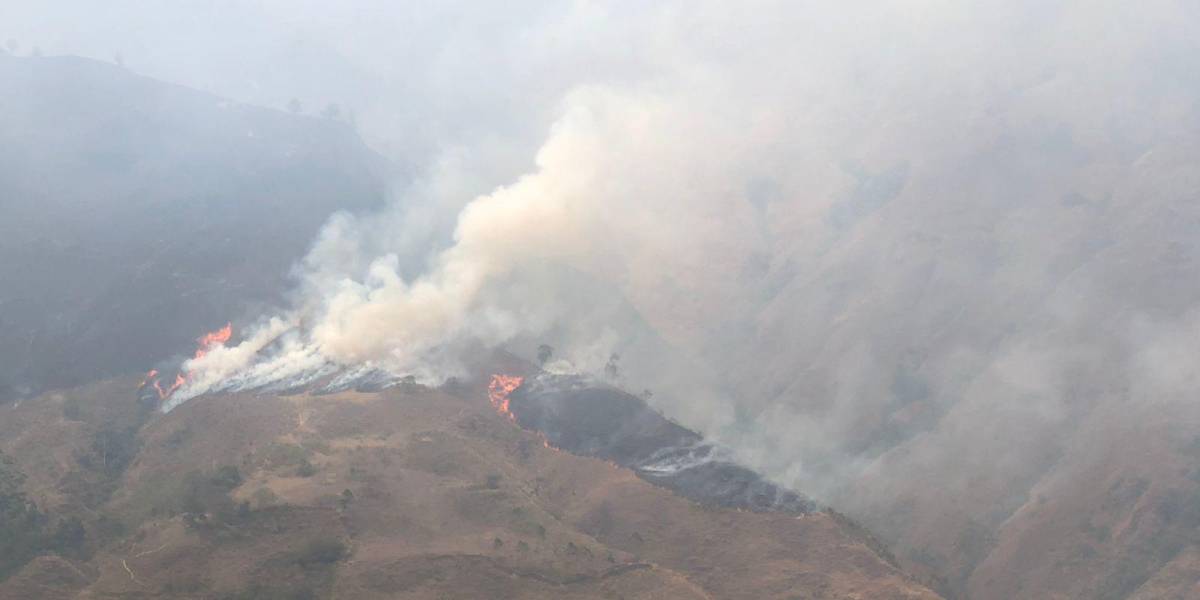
[139,323,233,401]
[487,374,524,421]
[486,374,562,453]
[194,322,232,360]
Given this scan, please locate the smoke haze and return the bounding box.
[9,3,1200,593]
[14,0,1192,462]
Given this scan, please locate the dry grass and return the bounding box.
[0,375,940,599]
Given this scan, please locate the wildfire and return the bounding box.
[139,323,233,401]
[486,374,565,454]
[487,374,524,421]
[193,322,232,360]
[140,369,159,387]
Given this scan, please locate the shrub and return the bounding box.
[295,537,346,566]
[211,465,243,490]
[252,487,279,509]
[295,460,317,478]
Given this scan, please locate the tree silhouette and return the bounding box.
[605,353,620,379]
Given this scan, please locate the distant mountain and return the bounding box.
[0,54,393,402]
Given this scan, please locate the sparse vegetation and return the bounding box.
[85,425,140,478]
[0,451,46,581]
[295,459,318,478]
[252,487,280,509]
[223,583,319,600]
[181,465,245,528]
[295,537,347,566]
[47,516,87,559]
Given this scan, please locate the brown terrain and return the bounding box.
[6,50,1200,600]
[0,368,939,599]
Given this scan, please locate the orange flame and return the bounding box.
[139,323,233,401]
[486,374,563,454]
[488,374,524,421]
[194,322,232,360]
[140,369,159,387]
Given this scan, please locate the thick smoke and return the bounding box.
[171,82,761,407]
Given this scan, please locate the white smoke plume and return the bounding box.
[172,82,761,407]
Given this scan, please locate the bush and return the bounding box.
[295,537,346,566]
[295,460,317,478]
[252,487,279,509]
[179,466,245,527]
[212,465,243,490]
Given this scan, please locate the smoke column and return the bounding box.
[170,84,759,409]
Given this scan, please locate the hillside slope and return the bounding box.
[0,371,939,599]
[615,65,1200,598]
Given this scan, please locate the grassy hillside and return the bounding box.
[0,372,939,599]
